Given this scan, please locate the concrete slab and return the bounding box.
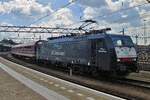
[0,68,46,100]
[0,57,126,100]
[0,63,69,100]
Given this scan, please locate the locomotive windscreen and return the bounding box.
[110,35,137,60]
[110,35,134,47]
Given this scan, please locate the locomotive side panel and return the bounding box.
[37,40,92,66]
[36,37,112,72]
[93,38,111,71]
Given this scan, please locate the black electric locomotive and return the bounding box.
[11,27,138,76]
[35,31,138,75]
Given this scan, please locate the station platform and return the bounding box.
[0,57,125,100]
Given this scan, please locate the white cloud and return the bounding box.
[77,0,129,11]
[139,9,150,20]
[76,0,106,8]
[83,7,99,19]
[130,0,147,7]
[121,14,128,18]
[0,0,149,44]
[0,22,13,40]
[105,0,123,11]
[30,8,75,39]
[0,0,53,15]
[40,8,74,27]
[0,22,12,26]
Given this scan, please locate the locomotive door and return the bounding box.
[95,39,109,70]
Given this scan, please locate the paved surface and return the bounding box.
[0,57,125,100]
[127,71,150,82]
[0,67,46,100]
[0,63,68,100]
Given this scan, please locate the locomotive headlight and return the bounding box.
[133,58,137,61]
[117,59,120,62]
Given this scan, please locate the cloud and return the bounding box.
[0,0,53,15]
[130,0,147,6]
[0,22,13,40]
[40,8,74,27]
[105,0,123,11]
[0,0,149,44]
[83,7,99,19]
[29,8,75,39]
[76,0,106,8]
[81,0,149,28]
[76,0,129,11]
[0,1,75,41]
[0,22,12,26]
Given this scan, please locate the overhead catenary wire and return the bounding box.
[1,1,149,34]
[113,13,150,23]
[26,0,149,27]
[27,1,149,30]
[1,0,149,44]
[1,1,149,33]
[61,2,150,29]
[28,0,77,26]
[83,2,149,20]
[64,13,149,33]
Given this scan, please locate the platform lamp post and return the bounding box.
[120,28,125,35]
[0,32,1,40]
[39,35,42,40]
[135,35,138,45]
[143,19,147,45]
[122,28,125,35]
[121,1,125,36]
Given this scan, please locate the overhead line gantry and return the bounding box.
[0,25,85,34]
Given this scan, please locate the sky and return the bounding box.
[0,0,150,45]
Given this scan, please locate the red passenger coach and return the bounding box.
[11,42,38,59]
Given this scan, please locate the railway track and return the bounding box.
[1,53,150,100]
[116,78,150,90]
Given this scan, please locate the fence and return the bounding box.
[137,45,150,70]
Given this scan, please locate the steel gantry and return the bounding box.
[0,25,85,35]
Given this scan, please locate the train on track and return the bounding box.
[11,30,138,76]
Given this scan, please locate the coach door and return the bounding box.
[96,39,109,70]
